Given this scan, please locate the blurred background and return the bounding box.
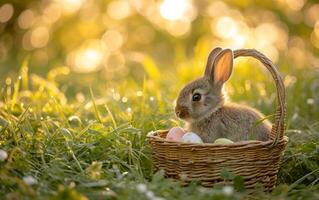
[0,0,319,125]
[0,2,319,195]
[1,0,319,74]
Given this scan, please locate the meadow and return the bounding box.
[0,0,319,199]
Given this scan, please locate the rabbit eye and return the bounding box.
[192,93,201,101]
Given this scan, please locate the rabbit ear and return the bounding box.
[212,49,233,86]
[204,47,223,77]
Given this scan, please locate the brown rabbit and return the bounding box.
[175,47,271,142]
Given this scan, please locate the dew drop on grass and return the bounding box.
[292,113,298,121]
[0,149,8,161]
[122,97,128,103]
[127,107,132,113]
[76,93,85,103]
[60,128,73,140]
[222,185,234,196]
[68,115,82,126]
[5,78,11,85]
[306,98,314,105]
[136,183,147,193]
[146,191,155,199]
[136,91,143,96]
[23,176,37,186]
[113,93,121,101]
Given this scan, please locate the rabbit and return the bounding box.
[175,47,271,142]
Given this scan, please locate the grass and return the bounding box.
[0,57,318,200]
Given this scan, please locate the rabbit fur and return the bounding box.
[175,47,271,142]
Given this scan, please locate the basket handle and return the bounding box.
[233,49,286,144]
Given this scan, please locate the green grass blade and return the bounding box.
[89,87,102,123]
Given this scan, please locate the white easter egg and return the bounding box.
[214,138,234,144]
[181,132,203,143]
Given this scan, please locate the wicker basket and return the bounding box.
[147,49,288,191]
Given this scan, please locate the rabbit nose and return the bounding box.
[175,105,189,119]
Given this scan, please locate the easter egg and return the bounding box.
[166,127,185,142]
[214,138,234,144]
[181,132,203,143]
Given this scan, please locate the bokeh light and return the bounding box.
[67,41,103,73]
[0,3,14,23]
[107,0,132,20]
[160,0,194,21]
[30,27,50,48]
[305,4,319,27]
[43,2,62,23]
[102,30,124,52]
[18,10,35,29]
[0,0,319,77]
[166,21,191,37]
[214,16,238,39]
[286,0,305,11]
[56,0,84,14]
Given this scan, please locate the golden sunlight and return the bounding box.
[159,0,193,21]
[75,48,102,72]
[56,0,84,14]
[102,30,124,52]
[214,16,238,39]
[1,0,319,198]
[68,41,103,73]
[107,0,131,20]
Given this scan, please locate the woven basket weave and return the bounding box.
[147,49,288,191]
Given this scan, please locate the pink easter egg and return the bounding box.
[166,127,185,142]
